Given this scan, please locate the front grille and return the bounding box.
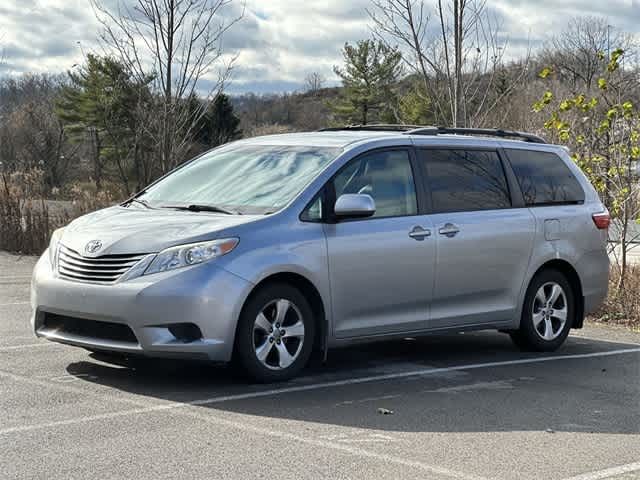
[42,313,138,344]
[57,245,146,284]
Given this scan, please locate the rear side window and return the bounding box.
[418,149,511,213]
[505,149,584,206]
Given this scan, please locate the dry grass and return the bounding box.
[0,170,118,255]
[591,265,640,330]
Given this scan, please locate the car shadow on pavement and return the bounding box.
[64,331,640,435]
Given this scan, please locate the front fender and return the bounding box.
[217,221,332,335]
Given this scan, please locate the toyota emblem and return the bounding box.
[85,240,103,254]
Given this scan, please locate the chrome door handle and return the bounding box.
[439,223,460,237]
[409,226,431,240]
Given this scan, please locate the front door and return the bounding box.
[324,149,437,338]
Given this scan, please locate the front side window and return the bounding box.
[419,149,511,213]
[140,144,340,214]
[331,150,418,218]
[505,149,585,206]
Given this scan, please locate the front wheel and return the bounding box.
[510,270,575,352]
[235,283,315,382]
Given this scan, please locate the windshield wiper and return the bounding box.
[161,204,239,215]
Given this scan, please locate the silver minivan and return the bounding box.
[31,126,610,382]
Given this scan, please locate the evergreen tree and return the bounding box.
[331,40,403,125]
[195,93,242,147]
[56,54,152,193]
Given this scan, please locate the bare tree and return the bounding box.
[0,75,79,190]
[542,17,636,90]
[368,0,530,127]
[304,72,326,95]
[16,102,77,192]
[91,0,243,173]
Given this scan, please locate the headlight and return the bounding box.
[143,238,239,276]
[49,227,65,270]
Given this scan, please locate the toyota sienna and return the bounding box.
[30,126,610,382]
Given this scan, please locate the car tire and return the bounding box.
[235,283,315,383]
[510,269,575,352]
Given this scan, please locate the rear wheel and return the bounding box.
[235,283,315,382]
[510,269,575,352]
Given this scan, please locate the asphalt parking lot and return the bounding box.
[1,252,639,480]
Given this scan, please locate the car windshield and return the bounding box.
[139,144,340,214]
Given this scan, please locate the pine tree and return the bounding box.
[195,94,242,147]
[56,54,152,192]
[331,40,403,125]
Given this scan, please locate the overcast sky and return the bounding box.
[1,0,639,94]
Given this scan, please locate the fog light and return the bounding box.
[168,323,202,343]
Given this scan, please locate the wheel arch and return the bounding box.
[238,271,329,359]
[528,259,585,329]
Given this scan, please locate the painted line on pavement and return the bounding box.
[570,334,640,346]
[0,302,30,307]
[2,348,640,480]
[0,343,58,352]
[561,462,640,480]
[0,347,638,437]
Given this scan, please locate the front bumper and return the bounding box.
[30,252,254,362]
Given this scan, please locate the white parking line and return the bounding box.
[0,404,488,480]
[0,343,58,351]
[0,370,485,480]
[0,302,30,307]
[0,277,32,284]
[180,348,640,405]
[570,334,640,346]
[179,413,490,480]
[561,462,640,480]
[1,348,639,480]
[0,347,638,437]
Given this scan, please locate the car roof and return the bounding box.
[237,130,562,151]
[238,131,399,148]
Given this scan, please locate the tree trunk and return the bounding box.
[617,210,629,292]
[162,0,175,173]
[453,0,464,127]
[89,128,102,191]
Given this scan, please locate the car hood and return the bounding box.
[60,206,261,256]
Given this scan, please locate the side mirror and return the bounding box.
[334,194,376,219]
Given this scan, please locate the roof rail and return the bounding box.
[405,127,547,144]
[318,124,423,132]
[318,124,547,143]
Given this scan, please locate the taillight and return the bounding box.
[592,212,611,230]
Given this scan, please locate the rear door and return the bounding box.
[416,147,536,329]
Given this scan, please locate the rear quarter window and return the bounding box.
[504,149,585,206]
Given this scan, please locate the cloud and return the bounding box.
[1,0,639,92]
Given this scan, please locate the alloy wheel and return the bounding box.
[253,299,305,370]
[532,282,568,341]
